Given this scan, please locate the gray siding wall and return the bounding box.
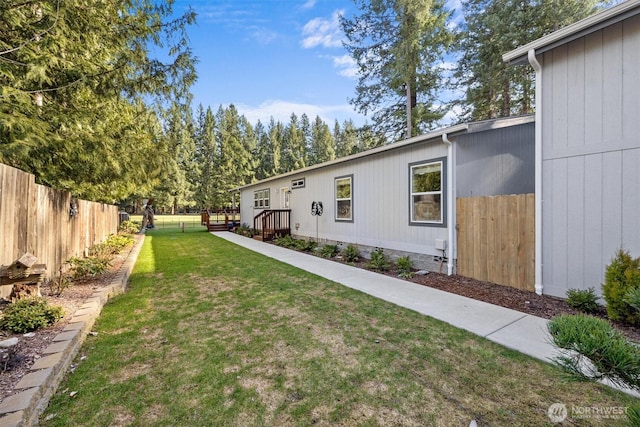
[541,14,640,298]
[240,141,450,260]
[456,123,535,197]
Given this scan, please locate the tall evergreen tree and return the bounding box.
[309,115,335,165]
[341,0,453,140]
[454,0,613,121]
[334,119,360,158]
[193,104,218,208]
[283,113,306,172]
[0,0,196,202]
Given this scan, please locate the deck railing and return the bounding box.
[253,209,291,241]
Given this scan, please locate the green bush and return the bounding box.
[119,220,140,234]
[274,235,297,248]
[602,248,640,325]
[341,244,360,263]
[0,298,64,333]
[628,405,640,426]
[295,239,317,252]
[565,287,599,313]
[625,287,640,313]
[368,248,390,271]
[319,244,339,259]
[235,224,254,238]
[396,256,414,279]
[547,314,640,392]
[68,256,109,280]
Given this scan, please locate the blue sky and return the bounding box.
[173,0,462,127]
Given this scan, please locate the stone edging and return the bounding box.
[0,234,145,427]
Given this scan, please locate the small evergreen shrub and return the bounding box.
[396,256,414,279]
[341,244,360,263]
[547,314,640,392]
[319,244,339,259]
[68,256,109,280]
[368,248,390,271]
[0,298,64,333]
[565,287,599,313]
[602,248,640,325]
[119,220,140,235]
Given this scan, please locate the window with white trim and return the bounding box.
[410,160,444,225]
[291,178,305,189]
[335,175,353,221]
[253,189,270,208]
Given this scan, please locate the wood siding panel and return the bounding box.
[602,23,623,142]
[566,38,585,149]
[622,15,640,141]
[456,195,534,291]
[622,149,640,256]
[583,154,604,290]
[583,32,603,146]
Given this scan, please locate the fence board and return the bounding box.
[0,163,118,298]
[457,194,535,292]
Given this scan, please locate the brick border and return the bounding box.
[0,234,145,427]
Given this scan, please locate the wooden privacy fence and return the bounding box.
[0,163,118,298]
[456,194,535,292]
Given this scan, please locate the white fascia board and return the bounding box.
[503,0,640,65]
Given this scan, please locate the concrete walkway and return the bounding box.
[212,232,558,363]
[214,232,640,397]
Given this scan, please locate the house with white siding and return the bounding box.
[235,115,534,276]
[503,0,640,298]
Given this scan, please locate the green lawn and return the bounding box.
[41,228,635,426]
[129,214,203,230]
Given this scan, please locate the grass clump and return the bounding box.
[548,314,640,392]
[0,298,64,333]
[368,248,390,271]
[565,287,599,313]
[68,256,109,280]
[396,255,414,278]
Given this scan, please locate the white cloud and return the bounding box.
[234,100,366,126]
[301,10,345,49]
[332,54,359,79]
[301,0,316,10]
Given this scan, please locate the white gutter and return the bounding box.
[528,49,543,296]
[441,133,455,276]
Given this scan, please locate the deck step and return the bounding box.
[208,223,228,232]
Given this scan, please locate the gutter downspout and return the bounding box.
[442,133,455,276]
[528,49,543,296]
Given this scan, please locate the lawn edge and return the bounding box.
[0,234,146,427]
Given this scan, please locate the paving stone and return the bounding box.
[63,321,85,331]
[43,340,71,354]
[69,314,92,324]
[0,410,25,427]
[52,330,79,342]
[15,368,53,389]
[0,388,38,413]
[30,352,63,370]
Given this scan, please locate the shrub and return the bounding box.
[565,287,599,313]
[274,234,297,248]
[119,220,140,235]
[625,287,640,313]
[602,248,640,324]
[295,239,317,252]
[319,244,339,259]
[396,256,414,279]
[0,298,64,333]
[68,256,109,280]
[235,224,254,238]
[547,314,640,392]
[368,248,390,271]
[341,244,360,263]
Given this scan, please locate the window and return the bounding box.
[253,189,270,208]
[291,178,305,189]
[335,175,353,221]
[410,159,445,225]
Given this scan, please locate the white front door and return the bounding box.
[280,187,290,209]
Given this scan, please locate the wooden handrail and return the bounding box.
[253,209,291,241]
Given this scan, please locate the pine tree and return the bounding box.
[341,0,454,140]
[309,116,335,165]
